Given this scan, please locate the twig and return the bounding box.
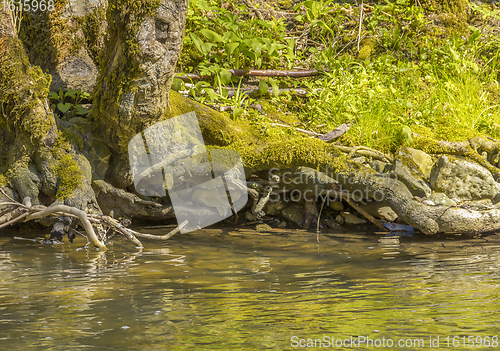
[132,220,188,241]
[0,212,28,229]
[357,0,364,53]
[317,194,329,232]
[270,123,322,136]
[0,188,16,202]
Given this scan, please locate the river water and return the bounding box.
[0,227,499,350]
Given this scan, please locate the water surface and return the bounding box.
[0,228,499,350]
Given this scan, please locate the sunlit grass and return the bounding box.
[181,0,500,152]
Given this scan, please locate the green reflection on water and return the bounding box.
[0,229,499,350]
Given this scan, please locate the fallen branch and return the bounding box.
[317,123,351,142]
[333,184,389,232]
[132,220,188,241]
[176,69,322,81]
[270,123,322,136]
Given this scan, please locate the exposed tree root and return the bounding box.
[0,197,186,250]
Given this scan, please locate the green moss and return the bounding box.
[232,136,350,177]
[164,90,257,147]
[61,126,85,152]
[0,37,53,140]
[79,6,107,65]
[358,39,376,61]
[46,132,83,199]
[0,174,8,187]
[19,0,81,69]
[418,0,466,15]
[54,153,83,200]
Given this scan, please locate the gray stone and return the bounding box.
[245,212,255,221]
[370,160,389,173]
[392,159,432,198]
[329,200,344,211]
[358,201,398,222]
[281,203,304,227]
[427,193,457,206]
[398,147,434,180]
[341,211,368,225]
[430,155,500,200]
[325,218,342,229]
[50,49,98,93]
[256,223,273,232]
[351,156,367,164]
[263,199,287,216]
[335,215,345,225]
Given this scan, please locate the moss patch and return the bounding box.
[54,153,83,200]
[0,174,8,187]
[79,6,107,66]
[19,0,81,69]
[0,37,53,140]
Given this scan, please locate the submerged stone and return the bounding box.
[329,200,344,212]
[340,211,368,225]
[281,203,304,227]
[358,201,398,222]
[430,156,500,200]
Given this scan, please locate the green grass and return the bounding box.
[178,0,500,152]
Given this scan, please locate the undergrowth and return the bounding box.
[176,0,500,152]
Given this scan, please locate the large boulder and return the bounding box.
[430,155,500,200]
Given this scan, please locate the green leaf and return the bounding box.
[58,88,64,101]
[190,33,206,54]
[232,107,243,120]
[225,42,239,56]
[220,69,232,85]
[57,103,73,113]
[172,78,184,91]
[200,29,224,43]
[269,79,280,97]
[75,105,89,115]
[259,80,268,95]
[65,89,78,99]
[401,126,413,146]
[48,92,59,101]
[204,88,217,102]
